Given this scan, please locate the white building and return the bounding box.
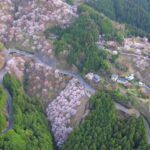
[111,74,118,81]
[85,73,94,80]
[126,74,135,81]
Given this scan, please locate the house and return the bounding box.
[85,73,94,80]
[117,77,128,85]
[139,82,144,87]
[86,73,101,83]
[93,74,101,83]
[126,74,135,81]
[112,51,118,55]
[111,74,118,81]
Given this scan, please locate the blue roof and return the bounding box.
[93,75,101,82]
[117,77,128,83]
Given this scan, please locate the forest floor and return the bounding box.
[71,95,89,128]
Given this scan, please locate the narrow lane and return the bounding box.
[0,68,13,135]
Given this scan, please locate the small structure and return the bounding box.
[111,74,118,81]
[85,73,94,80]
[117,77,128,85]
[86,73,101,83]
[93,74,101,83]
[112,51,118,55]
[139,82,144,87]
[126,74,135,81]
[111,74,131,86]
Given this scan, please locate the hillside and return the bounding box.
[0,74,53,150]
[0,0,150,150]
[88,0,150,38]
[45,4,125,72]
[0,0,77,58]
[63,91,150,150]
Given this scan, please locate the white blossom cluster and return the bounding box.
[47,78,87,147]
[0,0,77,57]
[133,57,149,71]
[26,62,69,100]
[6,57,26,80]
[0,0,13,43]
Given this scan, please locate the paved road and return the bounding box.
[0,68,13,136]
[3,49,96,94]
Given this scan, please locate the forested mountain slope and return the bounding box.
[63,91,150,150]
[88,0,150,38]
[0,87,7,132]
[45,4,125,73]
[0,74,53,150]
[0,0,150,150]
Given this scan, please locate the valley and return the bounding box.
[0,0,150,150]
[0,46,150,149]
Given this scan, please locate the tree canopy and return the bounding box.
[45,4,124,73]
[0,86,7,132]
[0,74,53,150]
[88,0,150,39]
[62,90,150,150]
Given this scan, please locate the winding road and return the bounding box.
[0,49,150,144]
[0,68,13,136]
